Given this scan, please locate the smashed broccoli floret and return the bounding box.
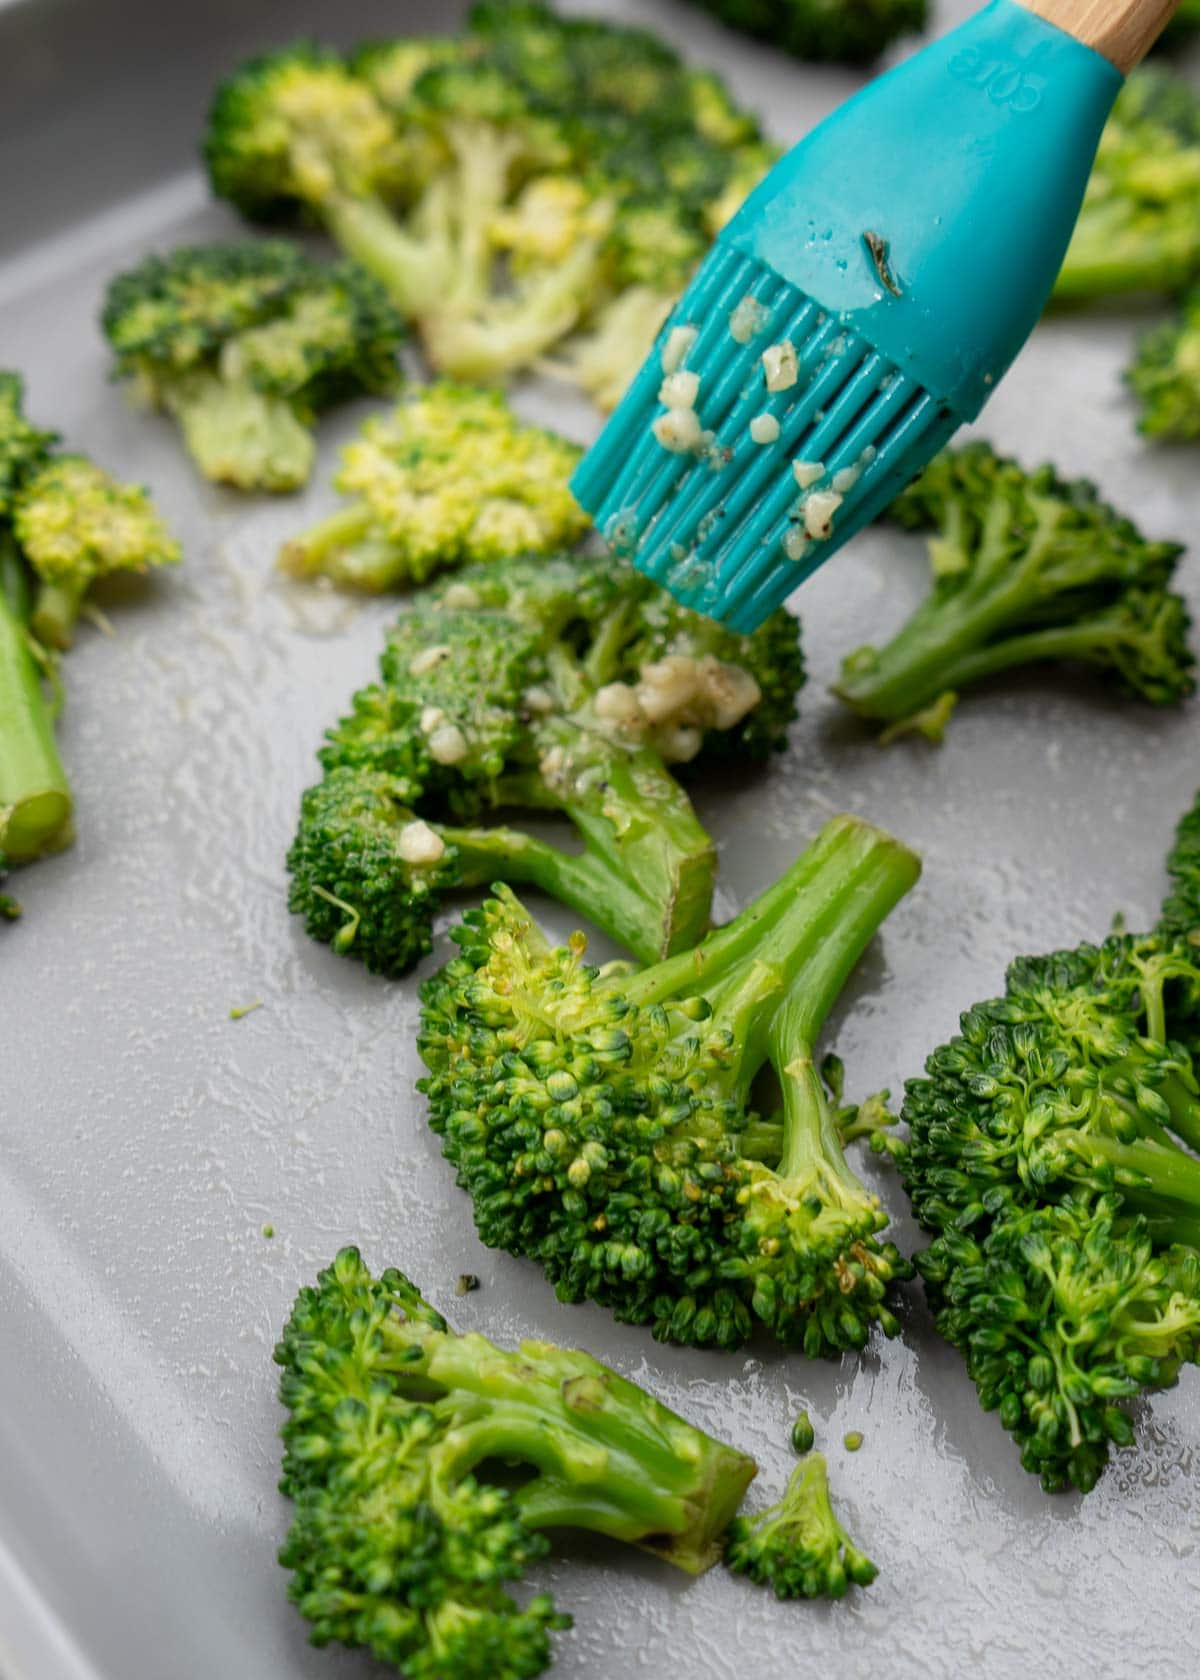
[1127,289,1200,440]
[417,813,918,1353]
[101,241,404,491]
[834,442,1193,740]
[13,455,180,650]
[279,382,588,590]
[276,1247,757,1677]
[898,806,1200,1492]
[1160,788,1200,940]
[205,9,771,408]
[725,1453,878,1599]
[288,549,803,973]
[0,371,57,508]
[1054,69,1200,302]
[682,0,926,63]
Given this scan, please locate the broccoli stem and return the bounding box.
[30,578,90,653]
[378,1319,756,1574]
[1064,1130,1200,1239]
[445,819,699,966]
[0,543,72,862]
[616,816,918,1094]
[163,370,315,493]
[502,720,718,957]
[321,189,453,318]
[277,503,403,590]
[1055,208,1199,302]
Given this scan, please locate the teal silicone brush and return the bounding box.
[572,0,1176,632]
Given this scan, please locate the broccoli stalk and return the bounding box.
[835,443,1193,739]
[0,538,72,864]
[725,1453,877,1599]
[419,813,919,1352]
[276,1248,757,1676]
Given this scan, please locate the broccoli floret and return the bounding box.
[725,1453,878,1599]
[278,382,589,590]
[0,371,57,512]
[12,455,180,650]
[1054,70,1200,302]
[898,814,1200,1491]
[834,442,1193,740]
[1127,289,1200,440]
[682,0,926,63]
[1160,788,1200,939]
[418,813,919,1352]
[276,1247,757,1676]
[288,549,803,974]
[101,241,404,492]
[0,852,19,921]
[206,16,768,407]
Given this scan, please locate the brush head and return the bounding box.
[571,0,1122,630]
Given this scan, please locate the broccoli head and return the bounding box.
[207,14,771,408]
[276,1247,757,1677]
[725,1453,878,1599]
[1160,788,1200,940]
[13,455,181,650]
[899,821,1200,1492]
[288,548,803,975]
[0,371,57,514]
[417,814,918,1353]
[1127,289,1200,441]
[101,241,404,491]
[681,0,926,64]
[1054,69,1200,302]
[834,442,1193,740]
[278,382,588,590]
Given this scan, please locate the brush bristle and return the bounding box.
[572,245,959,631]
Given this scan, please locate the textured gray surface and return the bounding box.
[2,1,1200,1677]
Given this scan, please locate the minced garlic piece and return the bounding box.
[427,723,468,764]
[749,413,780,445]
[522,685,555,715]
[792,459,824,489]
[661,324,698,373]
[593,682,642,725]
[652,407,703,453]
[831,463,861,494]
[783,528,809,562]
[659,370,700,409]
[803,490,843,540]
[729,295,770,344]
[762,341,798,392]
[656,722,703,763]
[397,820,446,866]
[439,583,481,610]
[409,644,452,677]
[420,705,444,733]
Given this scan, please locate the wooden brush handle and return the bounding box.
[1019,0,1179,71]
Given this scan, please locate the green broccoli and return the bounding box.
[682,0,926,63]
[897,802,1200,1492]
[834,442,1193,740]
[725,1453,877,1599]
[0,377,72,868]
[418,813,918,1353]
[278,383,589,590]
[276,1247,757,1678]
[0,853,19,921]
[205,12,771,408]
[101,241,404,492]
[288,549,803,972]
[13,456,180,651]
[1053,70,1200,302]
[1160,788,1200,940]
[1162,0,1200,37]
[1127,289,1200,440]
